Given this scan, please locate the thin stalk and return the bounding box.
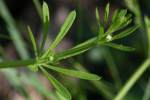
[0,59,36,68]
[114,59,150,100]
[72,61,115,99]
[103,48,122,91]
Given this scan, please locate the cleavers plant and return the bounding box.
[0,2,139,100]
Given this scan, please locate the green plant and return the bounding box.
[114,16,150,100]
[0,2,139,100]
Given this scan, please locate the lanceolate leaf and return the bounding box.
[42,2,50,23]
[27,26,38,57]
[104,3,110,23]
[40,67,71,100]
[105,43,135,51]
[112,9,119,22]
[95,7,104,37]
[95,7,100,23]
[44,64,101,80]
[40,2,50,53]
[43,11,76,57]
[112,25,139,40]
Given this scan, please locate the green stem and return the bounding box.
[55,37,98,60]
[0,59,36,68]
[103,48,122,91]
[114,59,150,100]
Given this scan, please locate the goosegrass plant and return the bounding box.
[0,1,139,100]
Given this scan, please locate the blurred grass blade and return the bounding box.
[104,3,110,23]
[0,0,29,59]
[144,16,150,57]
[112,9,119,22]
[105,43,135,51]
[44,64,101,80]
[142,78,150,100]
[112,25,139,40]
[43,10,76,57]
[95,7,100,23]
[40,2,50,53]
[27,26,38,57]
[55,38,97,60]
[40,67,71,100]
[32,0,42,19]
[124,0,142,25]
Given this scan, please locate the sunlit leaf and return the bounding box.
[44,64,101,80]
[40,67,71,100]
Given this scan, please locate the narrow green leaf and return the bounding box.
[106,9,129,36]
[105,43,135,51]
[0,0,29,59]
[144,16,150,57]
[40,2,50,53]
[112,25,139,40]
[55,38,97,60]
[104,3,110,23]
[27,26,38,57]
[44,10,76,57]
[98,25,104,39]
[40,67,71,100]
[95,7,104,37]
[43,2,50,23]
[118,9,127,20]
[0,59,36,68]
[95,7,100,23]
[44,64,101,80]
[112,9,119,22]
